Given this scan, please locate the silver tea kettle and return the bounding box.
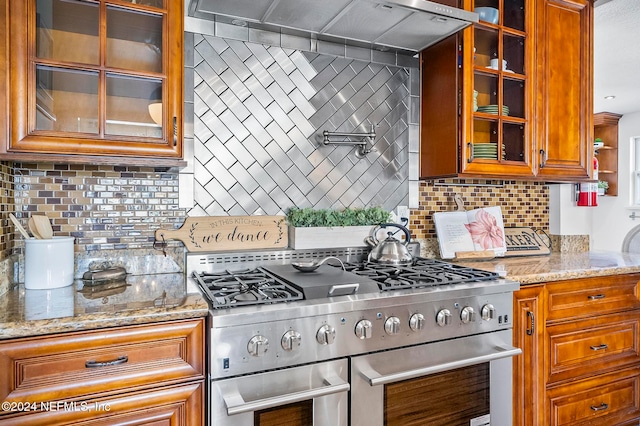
[365,223,413,265]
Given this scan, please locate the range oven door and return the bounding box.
[211,358,349,426]
[350,329,521,426]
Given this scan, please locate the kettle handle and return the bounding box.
[371,223,411,245]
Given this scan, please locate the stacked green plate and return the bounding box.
[473,143,498,159]
[477,104,510,116]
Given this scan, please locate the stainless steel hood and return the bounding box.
[187,0,478,53]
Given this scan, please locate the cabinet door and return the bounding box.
[420,0,536,179]
[461,0,535,178]
[513,285,546,426]
[535,0,593,180]
[4,0,184,164]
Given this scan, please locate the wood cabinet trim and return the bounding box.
[2,0,185,164]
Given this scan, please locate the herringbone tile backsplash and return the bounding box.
[188,35,415,216]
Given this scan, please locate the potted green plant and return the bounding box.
[598,180,609,196]
[286,207,391,249]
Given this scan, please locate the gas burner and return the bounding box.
[332,258,499,291]
[193,269,303,309]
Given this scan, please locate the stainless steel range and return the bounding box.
[188,248,521,426]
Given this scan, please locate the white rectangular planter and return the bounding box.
[288,225,373,249]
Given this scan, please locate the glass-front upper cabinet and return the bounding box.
[462,0,534,176]
[5,0,184,164]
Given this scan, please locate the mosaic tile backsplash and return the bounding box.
[411,179,550,257]
[0,162,12,261]
[11,163,186,253]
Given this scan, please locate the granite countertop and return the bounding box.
[0,273,210,340]
[458,251,640,284]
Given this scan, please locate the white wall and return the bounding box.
[591,110,640,251]
[548,183,593,235]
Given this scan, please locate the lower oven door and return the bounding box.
[351,329,521,426]
[211,358,349,426]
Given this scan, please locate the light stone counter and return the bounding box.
[0,273,209,340]
[458,251,640,285]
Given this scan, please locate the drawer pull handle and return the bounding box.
[526,311,535,336]
[590,344,608,351]
[85,355,128,368]
[590,402,608,412]
[588,294,606,300]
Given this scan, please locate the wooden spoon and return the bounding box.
[9,213,32,239]
[28,217,43,239]
[31,214,53,239]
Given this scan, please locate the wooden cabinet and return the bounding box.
[594,112,622,196]
[420,0,594,181]
[0,0,184,166]
[513,274,640,425]
[513,284,546,426]
[534,0,593,181]
[0,318,205,425]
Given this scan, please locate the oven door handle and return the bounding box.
[222,374,350,415]
[362,344,522,386]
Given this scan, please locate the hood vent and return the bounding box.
[188,0,478,53]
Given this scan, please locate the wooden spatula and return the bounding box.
[31,214,53,239]
[9,213,31,239]
[28,217,43,239]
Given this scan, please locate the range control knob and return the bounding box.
[281,330,302,351]
[247,335,269,357]
[461,306,476,324]
[316,324,336,345]
[436,309,452,327]
[384,316,401,335]
[481,304,496,321]
[409,313,425,331]
[355,319,373,339]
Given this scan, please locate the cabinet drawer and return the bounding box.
[0,319,204,405]
[547,312,640,384]
[547,274,640,322]
[2,382,203,426]
[547,367,640,426]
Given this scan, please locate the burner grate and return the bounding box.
[333,258,499,291]
[193,270,303,309]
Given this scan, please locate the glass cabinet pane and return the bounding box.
[106,6,163,73]
[36,0,99,65]
[503,123,526,162]
[36,66,98,133]
[504,78,525,119]
[474,27,498,70]
[504,34,525,74]
[474,0,499,25]
[503,0,525,31]
[474,74,498,112]
[106,75,163,138]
